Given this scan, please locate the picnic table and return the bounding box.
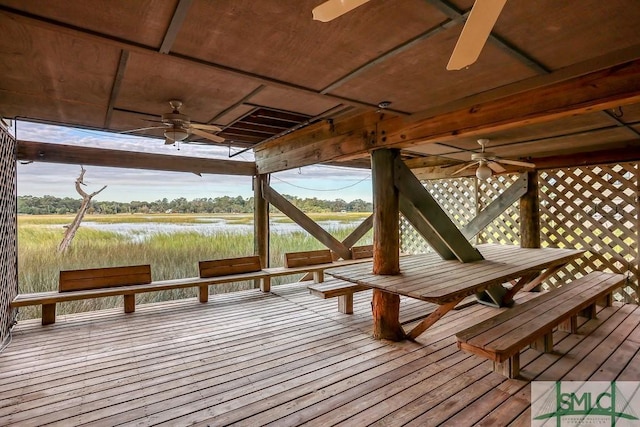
[327,244,584,340]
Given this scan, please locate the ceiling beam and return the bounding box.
[17,140,256,176]
[0,5,407,116]
[159,0,193,54]
[104,49,129,128]
[255,58,640,174]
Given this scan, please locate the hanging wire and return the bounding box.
[270,173,371,191]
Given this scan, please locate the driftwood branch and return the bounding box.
[58,166,107,253]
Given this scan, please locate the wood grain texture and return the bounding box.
[1,279,638,425]
[372,149,400,275]
[198,256,262,278]
[59,265,152,292]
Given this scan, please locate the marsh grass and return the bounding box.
[17,213,373,320]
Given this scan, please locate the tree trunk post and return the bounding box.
[371,148,404,341]
[520,171,540,248]
[254,174,270,290]
[520,171,542,291]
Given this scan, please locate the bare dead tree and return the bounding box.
[58,166,107,253]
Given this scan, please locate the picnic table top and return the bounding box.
[327,244,584,304]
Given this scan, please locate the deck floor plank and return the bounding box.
[0,281,638,426]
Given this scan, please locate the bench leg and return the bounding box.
[530,332,553,353]
[260,277,271,293]
[338,293,353,314]
[124,294,136,313]
[313,271,324,283]
[558,315,578,333]
[603,293,613,307]
[494,353,520,378]
[199,285,209,303]
[42,303,56,325]
[579,303,597,319]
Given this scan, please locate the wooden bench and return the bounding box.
[11,257,269,325]
[264,248,371,284]
[308,279,370,314]
[306,245,374,314]
[455,271,625,378]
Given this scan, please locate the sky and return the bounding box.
[12,121,373,203]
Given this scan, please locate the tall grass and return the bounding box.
[17,214,372,320]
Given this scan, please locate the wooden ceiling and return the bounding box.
[1,0,640,176]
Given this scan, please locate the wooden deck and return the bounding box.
[1,281,639,426]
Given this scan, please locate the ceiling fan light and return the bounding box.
[476,162,492,180]
[164,126,189,142]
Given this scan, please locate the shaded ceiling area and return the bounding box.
[1,0,640,171]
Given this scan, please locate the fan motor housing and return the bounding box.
[471,151,495,161]
[162,112,190,126]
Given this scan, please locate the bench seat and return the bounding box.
[308,279,370,314]
[12,260,268,325]
[456,271,625,378]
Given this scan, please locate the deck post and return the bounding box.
[254,174,270,290]
[371,148,405,341]
[520,171,542,291]
[520,171,540,248]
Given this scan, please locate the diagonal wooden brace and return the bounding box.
[407,298,462,340]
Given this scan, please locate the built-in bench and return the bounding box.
[264,247,372,285]
[11,257,269,325]
[455,271,625,378]
[11,248,377,326]
[306,245,374,314]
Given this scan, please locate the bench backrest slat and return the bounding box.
[59,265,152,292]
[351,244,373,259]
[199,255,262,278]
[285,249,333,268]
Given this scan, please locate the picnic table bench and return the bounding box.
[455,271,625,378]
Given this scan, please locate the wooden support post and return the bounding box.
[338,294,354,314]
[260,277,271,293]
[313,271,324,283]
[520,171,542,291]
[372,290,405,340]
[530,333,554,353]
[371,149,404,341]
[199,285,209,303]
[254,174,270,290]
[42,303,56,325]
[558,315,578,333]
[124,294,135,313]
[372,149,400,275]
[494,354,520,379]
[579,304,597,319]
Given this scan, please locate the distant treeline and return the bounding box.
[18,195,373,215]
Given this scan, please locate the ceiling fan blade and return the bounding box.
[446,0,508,70]
[496,158,536,168]
[487,161,506,173]
[118,126,165,134]
[191,127,226,143]
[191,123,222,132]
[452,161,478,176]
[312,0,370,22]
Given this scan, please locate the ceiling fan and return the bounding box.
[123,100,225,145]
[452,138,535,180]
[312,0,507,70]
